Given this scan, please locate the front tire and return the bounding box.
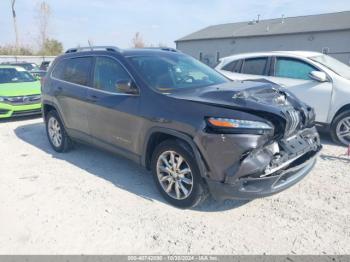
[151,139,207,208]
[45,110,72,152]
[331,110,350,146]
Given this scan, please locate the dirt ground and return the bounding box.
[0,116,349,254]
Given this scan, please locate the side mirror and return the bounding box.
[309,71,328,82]
[116,80,139,95]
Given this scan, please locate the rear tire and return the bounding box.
[151,139,207,209]
[45,110,72,152]
[330,110,350,146]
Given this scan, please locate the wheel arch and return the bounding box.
[142,128,209,177]
[42,101,67,128]
[331,104,350,125]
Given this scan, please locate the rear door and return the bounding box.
[50,56,93,139]
[268,56,333,123]
[86,56,141,158]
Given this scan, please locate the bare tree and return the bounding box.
[36,1,51,51]
[11,0,19,50]
[132,32,145,48]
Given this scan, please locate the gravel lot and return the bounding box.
[0,116,349,255]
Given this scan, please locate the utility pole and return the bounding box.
[11,0,20,52]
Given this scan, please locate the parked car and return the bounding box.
[30,70,47,79]
[1,62,45,79]
[1,62,40,71]
[42,46,321,208]
[216,51,350,146]
[0,65,42,118]
[40,61,51,71]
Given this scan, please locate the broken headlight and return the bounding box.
[207,117,273,134]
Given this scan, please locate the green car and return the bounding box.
[0,65,42,118]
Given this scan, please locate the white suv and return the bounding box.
[216,51,350,146]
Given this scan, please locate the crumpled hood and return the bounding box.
[167,81,315,136]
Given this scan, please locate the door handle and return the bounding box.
[54,86,63,95]
[87,94,99,103]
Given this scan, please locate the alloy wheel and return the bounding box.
[48,117,62,147]
[156,150,193,200]
[336,116,350,145]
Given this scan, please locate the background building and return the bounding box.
[175,11,350,67]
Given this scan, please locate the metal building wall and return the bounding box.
[176,30,350,67]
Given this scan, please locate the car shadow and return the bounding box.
[314,131,350,161]
[14,122,250,212]
[318,129,341,146]
[0,114,41,123]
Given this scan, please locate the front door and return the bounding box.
[86,56,142,157]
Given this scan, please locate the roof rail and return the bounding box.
[65,46,121,53]
[143,47,179,53]
[160,47,179,52]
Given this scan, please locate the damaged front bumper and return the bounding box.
[202,126,322,200]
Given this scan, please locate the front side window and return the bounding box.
[93,57,132,93]
[52,57,92,86]
[275,57,317,80]
[0,68,36,83]
[241,57,268,75]
[128,54,228,92]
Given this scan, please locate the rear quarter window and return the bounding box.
[52,57,93,86]
[222,60,241,73]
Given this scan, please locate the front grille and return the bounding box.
[284,109,301,137]
[12,109,42,116]
[0,109,9,115]
[4,95,41,105]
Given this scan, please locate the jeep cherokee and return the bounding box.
[41,46,321,208]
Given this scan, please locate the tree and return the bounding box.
[11,0,19,51]
[132,32,145,48]
[38,38,63,55]
[36,1,51,51]
[0,44,33,55]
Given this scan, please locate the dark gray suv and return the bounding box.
[42,46,321,208]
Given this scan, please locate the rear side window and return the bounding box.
[242,57,268,75]
[275,57,317,80]
[52,57,92,86]
[222,60,241,73]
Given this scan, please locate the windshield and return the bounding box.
[310,54,350,80]
[0,68,36,83]
[128,54,228,92]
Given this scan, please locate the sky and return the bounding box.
[0,0,350,50]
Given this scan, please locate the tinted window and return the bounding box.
[242,57,268,75]
[52,57,92,86]
[93,57,132,93]
[222,60,241,72]
[275,57,317,80]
